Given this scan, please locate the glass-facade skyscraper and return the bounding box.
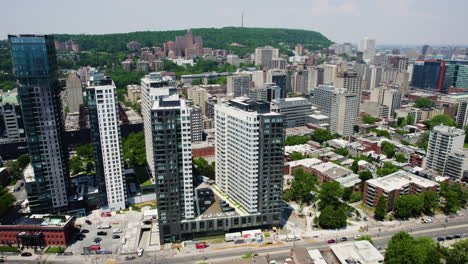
[9,35,70,213]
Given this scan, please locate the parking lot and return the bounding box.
[66,210,143,255]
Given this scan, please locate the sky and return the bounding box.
[1,0,467,46]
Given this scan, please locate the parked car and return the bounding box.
[327,239,336,244]
[137,248,144,257]
[89,245,100,250]
[97,231,107,236]
[354,235,361,239]
[112,235,120,239]
[98,223,111,229]
[453,234,461,239]
[85,220,92,225]
[125,256,135,260]
[340,237,348,241]
[21,252,32,257]
[437,237,445,242]
[112,229,122,234]
[446,236,453,240]
[81,229,89,233]
[93,237,102,243]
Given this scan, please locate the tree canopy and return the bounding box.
[385,232,442,264]
[285,135,310,146]
[0,186,15,217]
[414,97,436,109]
[122,132,146,168]
[283,169,317,203]
[193,158,215,179]
[311,129,337,144]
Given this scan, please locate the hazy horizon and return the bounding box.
[2,0,468,46]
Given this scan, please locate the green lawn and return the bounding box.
[0,246,19,252]
[140,179,153,186]
[464,143,468,148]
[45,247,64,253]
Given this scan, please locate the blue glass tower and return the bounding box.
[9,35,70,213]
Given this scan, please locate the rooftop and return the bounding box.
[367,170,439,192]
[330,240,384,264]
[433,125,465,136]
[9,214,73,228]
[288,158,323,169]
[24,163,35,183]
[307,249,327,264]
[312,162,353,179]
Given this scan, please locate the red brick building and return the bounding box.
[409,153,425,168]
[0,215,76,248]
[363,171,439,211]
[192,142,215,159]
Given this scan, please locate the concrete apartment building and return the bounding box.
[444,149,468,181]
[363,171,439,211]
[425,125,465,173]
[249,83,282,102]
[141,73,177,178]
[126,84,141,103]
[255,46,279,67]
[227,74,251,97]
[455,100,468,128]
[271,97,313,128]
[313,84,358,137]
[9,35,70,213]
[87,76,126,210]
[0,90,24,142]
[187,87,208,115]
[65,72,83,113]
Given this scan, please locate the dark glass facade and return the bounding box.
[8,35,69,213]
[411,60,445,92]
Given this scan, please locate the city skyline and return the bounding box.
[2,0,468,45]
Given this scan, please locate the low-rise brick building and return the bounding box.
[363,171,439,211]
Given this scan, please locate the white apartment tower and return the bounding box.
[425,125,465,173]
[87,76,126,210]
[141,73,177,178]
[215,99,284,215]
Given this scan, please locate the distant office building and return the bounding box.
[255,46,279,67]
[65,72,83,113]
[0,90,24,142]
[127,41,142,51]
[425,125,465,172]
[215,98,284,217]
[249,83,281,102]
[271,98,313,128]
[307,67,324,92]
[153,60,164,72]
[227,74,250,97]
[358,37,376,60]
[190,105,203,143]
[9,34,70,213]
[269,58,287,70]
[226,54,240,67]
[151,95,195,243]
[87,76,126,210]
[313,85,358,137]
[363,170,439,211]
[266,69,290,98]
[137,60,150,72]
[295,44,304,56]
[443,63,468,91]
[411,60,445,92]
[422,44,431,57]
[291,70,309,95]
[171,30,203,57]
[121,60,133,71]
[141,73,177,178]
[334,71,362,95]
[368,85,402,119]
[444,149,468,181]
[126,84,141,103]
[342,43,353,56]
[187,87,208,115]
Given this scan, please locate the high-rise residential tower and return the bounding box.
[9,35,70,213]
[141,73,177,178]
[227,74,250,97]
[215,98,284,218]
[151,95,195,243]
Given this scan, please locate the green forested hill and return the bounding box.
[53,27,332,55]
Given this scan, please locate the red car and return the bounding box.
[196,242,208,249]
[327,239,336,244]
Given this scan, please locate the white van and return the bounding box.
[113,229,122,234]
[121,238,127,245]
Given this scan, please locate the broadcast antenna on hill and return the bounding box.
[241,11,244,28]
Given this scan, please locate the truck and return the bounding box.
[225,232,242,242]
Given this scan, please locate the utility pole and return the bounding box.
[241,11,244,28]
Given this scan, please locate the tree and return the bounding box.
[191,78,203,85]
[441,238,468,264]
[290,152,305,161]
[430,114,456,127]
[70,156,84,175]
[16,154,30,169]
[122,132,146,168]
[311,129,336,144]
[394,194,424,219]
[374,196,387,220]
[318,181,342,209]
[377,162,400,177]
[193,158,215,179]
[333,148,349,156]
[356,235,374,245]
[371,128,392,139]
[288,169,317,203]
[342,187,353,201]
[361,115,378,124]
[349,191,363,202]
[439,182,468,215]
[285,135,310,146]
[417,131,430,150]
[358,171,373,183]
[414,98,436,109]
[0,186,16,217]
[394,153,407,163]
[381,141,395,158]
[385,232,442,264]
[318,205,347,229]
[397,117,407,127]
[421,191,439,214]
[406,114,415,125]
